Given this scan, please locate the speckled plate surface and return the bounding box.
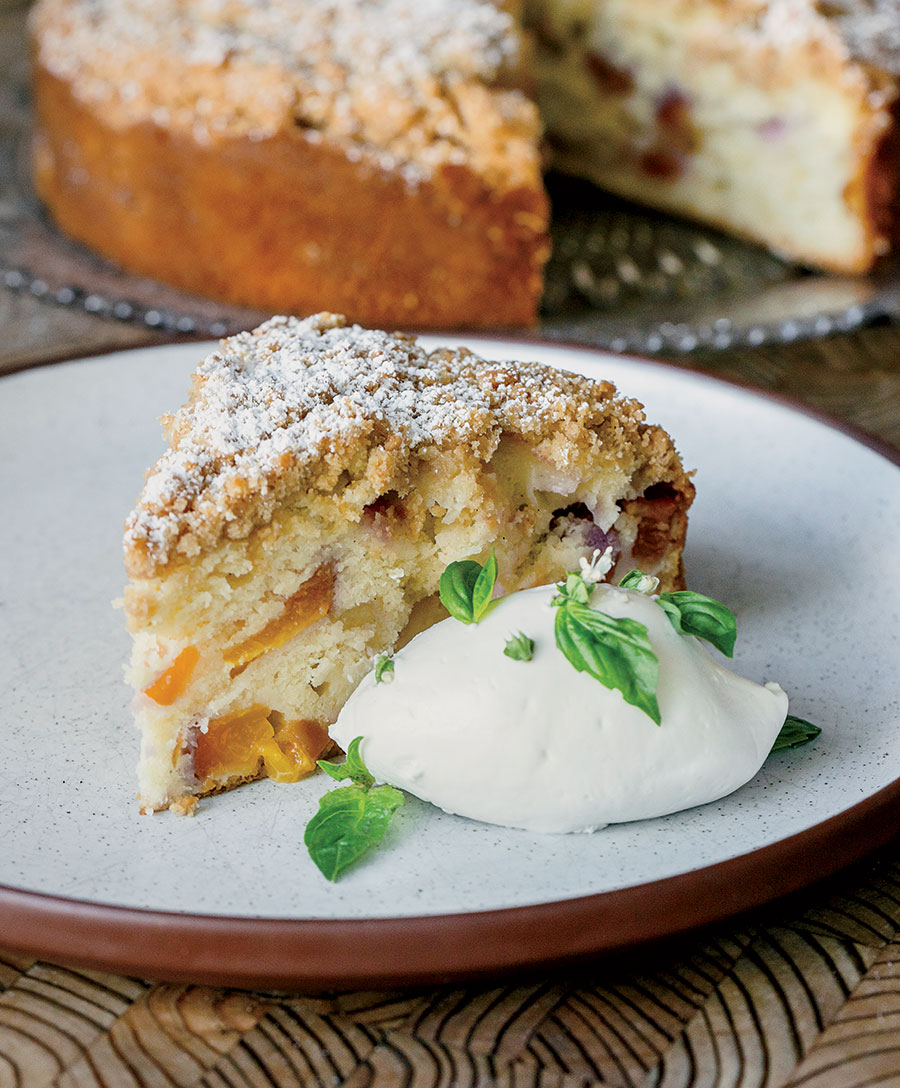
[2,338,900,988]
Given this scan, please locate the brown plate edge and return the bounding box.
[2,336,899,991]
[2,777,899,991]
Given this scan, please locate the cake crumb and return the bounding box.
[169,796,200,817]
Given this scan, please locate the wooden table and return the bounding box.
[3,279,900,1088]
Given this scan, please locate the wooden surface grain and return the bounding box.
[5,855,900,1087]
[3,278,900,1087]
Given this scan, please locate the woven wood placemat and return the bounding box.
[4,848,900,1087]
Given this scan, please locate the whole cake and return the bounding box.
[123,313,694,813]
[30,0,900,326]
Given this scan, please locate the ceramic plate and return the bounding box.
[2,339,900,989]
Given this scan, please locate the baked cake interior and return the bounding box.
[528,0,900,273]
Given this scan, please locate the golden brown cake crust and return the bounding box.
[31,66,548,326]
[123,313,693,579]
[30,0,549,327]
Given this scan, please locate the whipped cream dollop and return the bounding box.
[330,583,789,833]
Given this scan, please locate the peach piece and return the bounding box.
[225,563,335,676]
[192,708,332,786]
[144,645,200,706]
[193,705,273,782]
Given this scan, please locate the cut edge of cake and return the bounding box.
[528,0,900,274]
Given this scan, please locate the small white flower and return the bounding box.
[579,547,615,584]
[633,573,660,595]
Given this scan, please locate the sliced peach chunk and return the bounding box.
[270,717,333,782]
[193,705,273,783]
[224,562,335,677]
[144,645,199,706]
[192,707,332,786]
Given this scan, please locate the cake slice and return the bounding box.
[123,313,694,813]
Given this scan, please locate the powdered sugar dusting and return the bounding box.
[757,0,828,49]
[33,0,535,187]
[181,318,497,460]
[37,0,518,92]
[833,0,900,74]
[124,313,631,575]
[754,0,900,74]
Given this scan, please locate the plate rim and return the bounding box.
[3,335,900,990]
[2,778,899,990]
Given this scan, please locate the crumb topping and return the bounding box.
[827,0,900,76]
[733,0,900,80]
[124,313,685,578]
[34,0,900,189]
[31,0,539,189]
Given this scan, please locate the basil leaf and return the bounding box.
[439,552,497,624]
[308,737,406,880]
[471,550,498,622]
[504,631,535,662]
[375,655,394,684]
[618,569,659,595]
[317,735,374,787]
[657,590,737,658]
[439,560,482,623]
[304,783,405,881]
[771,714,822,752]
[618,570,646,590]
[656,596,685,634]
[555,602,661,724]
[554,571,591,606]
